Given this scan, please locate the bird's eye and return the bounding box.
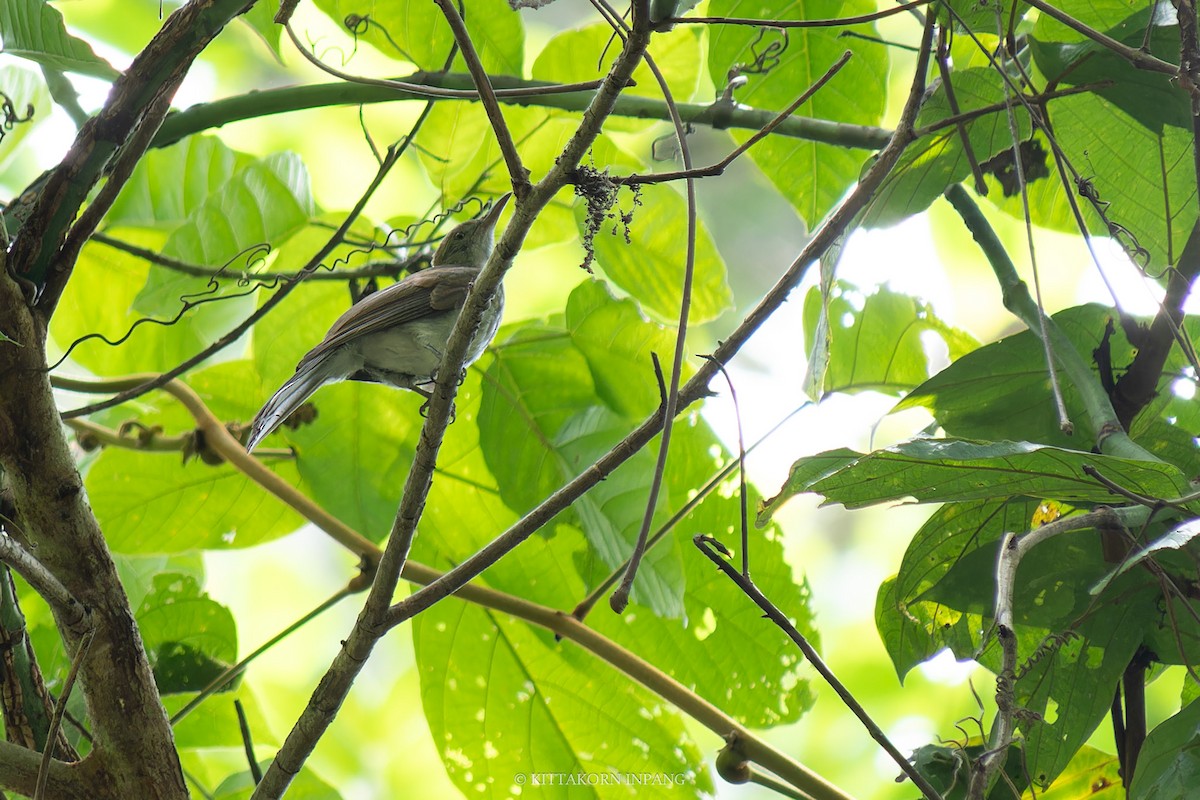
[453,230,466,239]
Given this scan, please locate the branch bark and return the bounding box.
[0,265,185,797]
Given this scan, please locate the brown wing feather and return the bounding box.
[296,267,478,370]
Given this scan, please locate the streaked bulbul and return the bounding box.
[246,193,511,452]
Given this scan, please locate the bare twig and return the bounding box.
[611,40,700,614]
[976,507,1131,797]
[994,9,1072,435]
[616,51,853,186]
[33,627,93,800]
[693,535,944,800]
[1021,0,1177,76]
[432,0,530,196]
[572,404,808,620]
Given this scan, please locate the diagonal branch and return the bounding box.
[9,0,257,319]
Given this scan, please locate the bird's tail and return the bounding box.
[246,356,340,452]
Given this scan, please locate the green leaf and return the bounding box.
[105,136,250,230]
[137,573,236,694]
[1090,518,1200,596]
[213,762,342,799]
[708,0,888,226]
[864,68,1035,227]
[50,228,246,376]
[532,23,703,130]
[413,599,711,800]
[1018,593,1156,788]
[85,362,306,552]
[764,438,1190,513]
[135,150,318,316]
[578,184,733,325]
[1129,697,1200,800]
[166,687,276,750]
[897,305,1199,451]
[1028,91,1195,274]
[565,279,682,418]
[0,0,119,79]
[557,406,685,617]
[1035,745,1122,799]
[483,319,687,614]
[0,63,51,171]
[1030,10,1184,133]
[1032,0,1155,40]
[876,499,1038,679]
[801,280,978,396]
[311,0,523,74]
[237,2,284,62]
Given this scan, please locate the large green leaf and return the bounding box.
[1128,697,1200,800]
[1036,91,1196,275]
[1030,10,1185,133]
[864,68,1034,227]
[0,0,119,78]
[481,319,686,615]
[85,361,306,553]
[135,150,318,315]
[762,438,1190,515]
[707,0,888,226]
[898,305,1200,454]
[802,280,978,396]
[578,184,733,325]
[566,278,682,419]
[532,22,704,130]
[876,498,1038,679]
[556,407,685,617]
[1018,591,1157,788]
[413,599,711,800]
[312,0,522,74]
[137,573,236,695]
[105,136,250,230]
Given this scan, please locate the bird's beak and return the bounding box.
[480,192,512,230]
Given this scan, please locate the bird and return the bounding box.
[245,193,511,452]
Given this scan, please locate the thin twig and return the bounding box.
[693,535,944,800]
[616,51,853,186]
[90,231,426,283]
[991,8,1071,434]
[705,356,751,577]
[432,0,529,196]
[0,535,85,631]
[611,43,700,614]
[572,404,809,621]
[285,23,610,102]
[236,699,263,784]
[32,627,93,800]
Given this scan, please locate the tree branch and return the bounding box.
[9,0,257,319]
[150,74,893,153]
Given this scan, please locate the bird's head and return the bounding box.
[432,192,512,268]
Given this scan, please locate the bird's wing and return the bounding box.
[295,266,478,371]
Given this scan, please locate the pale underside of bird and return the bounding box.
[245,194,509,452]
